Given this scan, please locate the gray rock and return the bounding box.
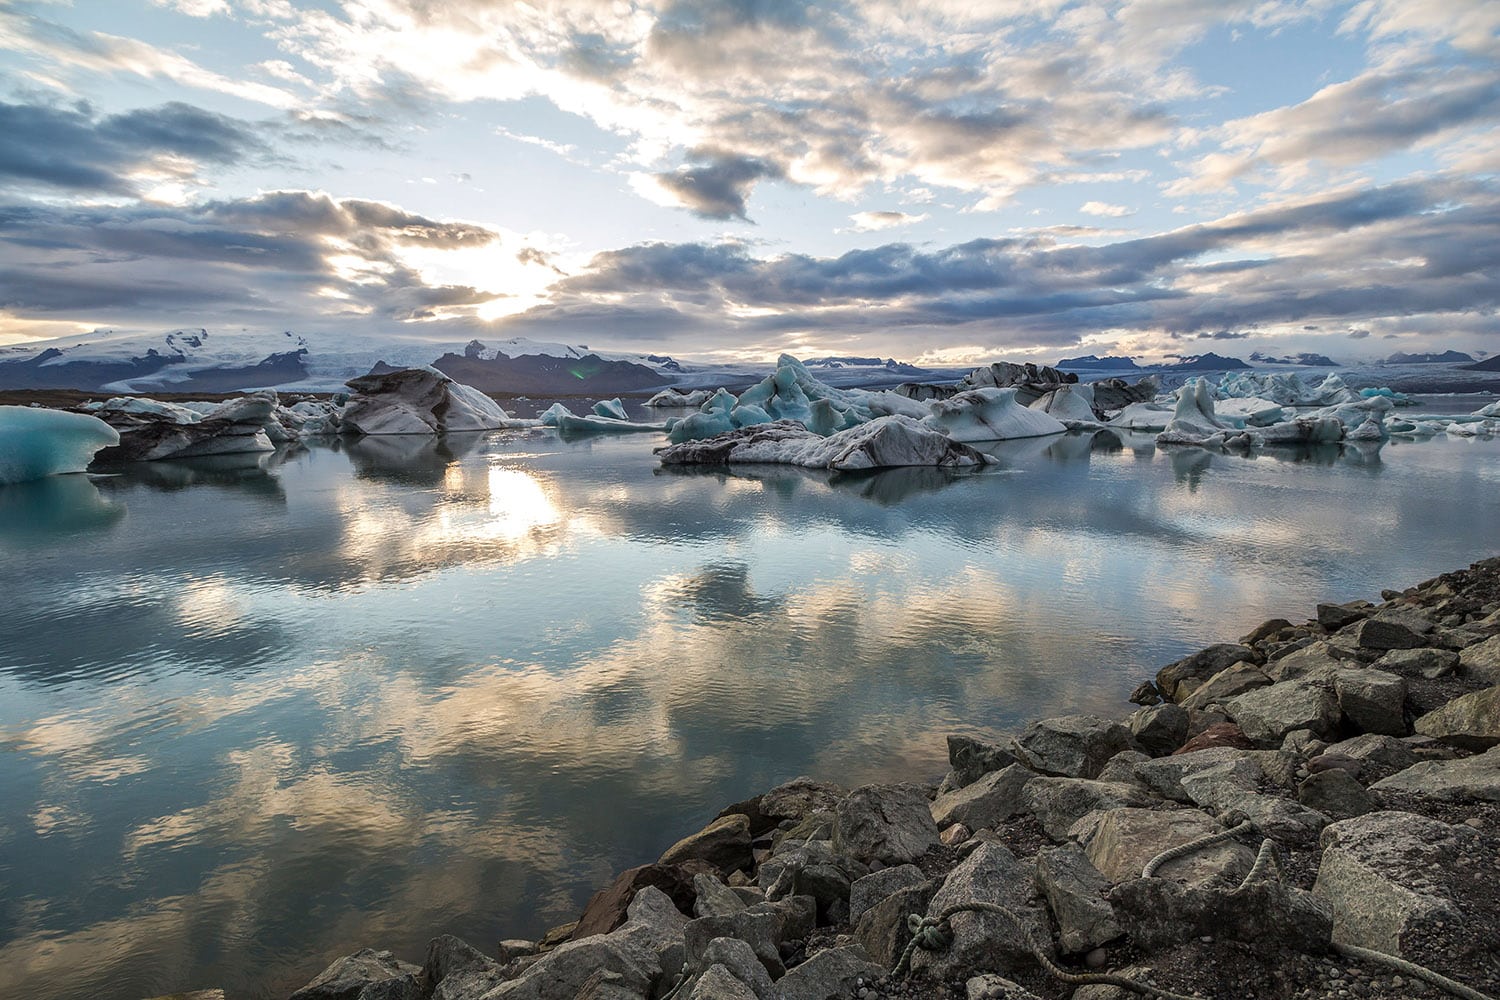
[1019,778,1154,841]
[1371,607,1437,635]
[1318,602,1370,631]
[1127,681,1162,706]
[683,938,775,1000]
[1243,617,1294,645]
[660,815,753,873]
[686,964,758,1000]
[1034,844,1122,954]
[759,778,846,827]
[832,783,939,866]
[1010,715,1138,779]
[852,880,937,967]
[964,974,1046,1000]
[1371,745,1500,801]
[1226,678,1340,744]
[1094,750,1151,786]
[1133,746,1263,803]
[473,929,660,1000]
[775,947,885,1000]
[1125,703,1189,756]
[1459,635,1500,682]
[1321,734,1420,782]
[744,895,816,945]
[425,936,506,1000]
[1333,668,1408,736]
[947,735,1020,787]
[1111,877,1331,955]
[289,950,422,1000]
[1179,662,1272,711]
[684,911,783,981]
[1339,617,1425,652]
[693,874,748,918]
[930,763,1035,830]
[1077,807,1253,887]
[1264,642,1346,683]
[1297,769,1377,820]
[909,842,1049,981]
[848,864,924,923]
[791,864,853,921]
[1414,686,1500,750]
[495,940,538,965]
[1155,644,1256,701]
[1375,646,1461,680]
[1178,764,1328,844]
[1313,811,1470,957]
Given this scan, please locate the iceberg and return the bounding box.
[1214,371,1359,406]
[921,387,1067,442]
[92,390,281,461]
[1157,378,1232,442]
[1028,384,1101,427]
[1474,401,1500,418]
[0,405,120,484]
[1213,397,1286,427]
[656,416,988,470]
[644,388,713,408]
[340,366,516,435]
[591,397,628,420]
[555,412,666,435]
[1108,401,1175,431]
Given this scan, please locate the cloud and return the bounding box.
[1080,201,1134,218]
[848,210,928,232]
[0,99,266,196]
[639,152,783,220]
[1348,328,1371,339]
[0,7,300,108]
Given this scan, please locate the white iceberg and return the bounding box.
[921,387,1066,442]
[555,412,666,435]
[1157,378,1233,442]
[657,415,988,471]
[1473,401,1500,418]
[591,397,628,420]
[1108,401,1175,431]
[1215,371,1358,406]
[1213,397,1286,427]
[340,366,516,435]
[0,405,120,484]
[1028,384,1101,427]
[1345,416,1387,441]
[644,388,713,407]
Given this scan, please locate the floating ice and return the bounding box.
[921,387,1067,442]
[1108,402,1175,431]
[1474,401,1500,418]
[555,412,666,435]
[0,405,120,484]
[1216,371,1359,406]
[591,397,628,420]
[1028,384,1101,427]
[1213,397,1286,427]
[657,415,988,470]
[341,366,515,435]
[1158,378,1232,441]
[644,388,713,407]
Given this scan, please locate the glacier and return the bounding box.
[0,405,120,484]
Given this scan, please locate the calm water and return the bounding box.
[2,426,1499,1000]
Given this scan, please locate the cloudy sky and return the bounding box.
[0,0,1496,364]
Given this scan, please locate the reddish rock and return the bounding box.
[569,861,711,940]
[1172,722,1255,755]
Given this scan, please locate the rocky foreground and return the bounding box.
[281,559,1500,1000]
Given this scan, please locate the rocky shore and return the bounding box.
[276,558,1500,1000]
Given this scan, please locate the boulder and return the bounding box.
[1460,635,1500,682]
[289,950,422,1000]
[1111,877,1331,955]
[1173,722,1255,754]
[930,763,1035,830]
[947,735,1020,787]
[1313,812,1473,958]
[853,879,938,967]
[1155,644,1256,701]
[1077,807,1253,887]
[572,863,706,939]
[660,815,753,873]
[1125,703,1189,756]
[424,935,506,1000]
[1375,646,1461,680]
[848,864,925,923]
[1371,745,1500,801]
[909,843,1049,981]
[1317,602,1370,631]
[1297,769,1376,820]
[693,874,748,918]
[1095,750,1151,786]
[1226,678,1340,744]
[1178,763,1328,844]
[1265,642,1346,683]
[1318,734,1419,782]
[686,964,760,1000]
[1242,617,1294,645]
[1179,662,1271,711]
[965,974,1047,1000]
[832,783,939,865]
[791,864,854,922]
[1134,746,1262,803]
[1413,686,1500,750]
[681,938,776,1000]
[1020,778,1154,840]
[1010,715,1138,779]
[1034,844,1122,953]
[1333,668,1408,736]
[758,778,846,827]
[775,947,885,1000]
[1338,617,1425,652]
[684,911,784,981]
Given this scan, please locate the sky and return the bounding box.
[0,0,1496,365]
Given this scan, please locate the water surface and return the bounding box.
[1,427,1498,999]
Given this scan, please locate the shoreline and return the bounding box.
[268,557,1500,1000]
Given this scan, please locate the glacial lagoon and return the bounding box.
[2,426,1499,1000]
